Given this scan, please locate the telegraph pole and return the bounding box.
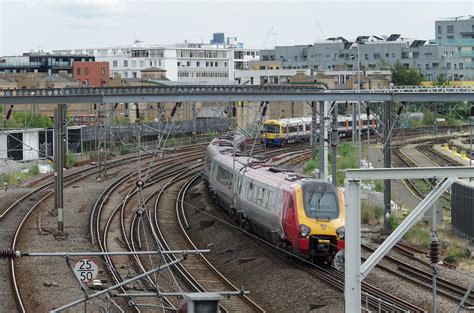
[331,102,338,186]
[319,101,325,179]
[311,101,318,160]
[383,101,392,233]
[192,102,197,143]
[54,104,66,235]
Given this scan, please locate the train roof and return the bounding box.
[208,133,323,190]
[264,113,377,126]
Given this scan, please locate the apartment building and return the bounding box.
[260,34,473,81]
[435,16,474,74]
[0,53,95,76]
[53,35,259,84]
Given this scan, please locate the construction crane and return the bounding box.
[263,26,277,49]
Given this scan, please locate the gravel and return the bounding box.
[184,181,344,313]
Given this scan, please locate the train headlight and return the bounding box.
[336,226,345,239]
[299,224,311,238]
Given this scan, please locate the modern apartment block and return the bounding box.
[0,53,95,76]
[435,16,474,74]
[260,34,473,81]
[53,35,259,84]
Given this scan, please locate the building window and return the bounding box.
[447,25,454,33]
[196,61,200,67]
[447,62,451,69]
[101,68,105,75]
[132,61,137,67]
[133,72,137,78]
[438,25,442,34]
[83,79,88,86]
[85,68,89,75]
[124,60,128,67]
[139,61,144,67]
[460,63,464,69]
[187,61,191,66]
[76,68,80,75]
[113,60,118,67]
[447,35,454,40]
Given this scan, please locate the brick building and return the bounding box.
[73,61,109,87]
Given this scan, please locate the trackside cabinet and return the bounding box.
[181,293,223,313]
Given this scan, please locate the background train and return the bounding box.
[262,113,377,146]
[204,132,345,262]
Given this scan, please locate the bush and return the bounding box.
[405,225,431,248]
[361,201,384,224]
[28,164,39,175]
[445,245,468,263]
[374,180,383,192]
[303,158,318,175]
[8,112,53,128]
[66,151,76,168]
[119,144,130,155]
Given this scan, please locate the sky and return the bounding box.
[0,0,473,56]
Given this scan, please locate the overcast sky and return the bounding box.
[0,0,473,56]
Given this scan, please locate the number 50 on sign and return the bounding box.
[74,258,99,282]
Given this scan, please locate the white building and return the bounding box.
[53,40,260,84]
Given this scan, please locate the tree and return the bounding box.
[432,74,450,86]
[391,61,423,86]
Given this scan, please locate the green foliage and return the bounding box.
[374,180,383,192]
[404,225,431,248]
[28,164,39,175]
[390,215,401,230]
[207,131,218,141]
[445,245,468,263]
[66,151,76,168]
[7,112,53,128]
[1,164,41,187]
[415,180,431,194]
[303,158,319,175]
[361,201,384,224]
[432,74,450,86]
[119,143,130,155]
[115,116,130,125]
[391,61,423,86]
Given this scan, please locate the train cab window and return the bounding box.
[216,166,233,188]
[263,124,279,133]
[303,192,338,219]
[298,125,304,132]
[283,127,288,134]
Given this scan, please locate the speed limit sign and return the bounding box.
[74,258,98,282]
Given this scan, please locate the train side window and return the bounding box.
[305,124,311,131]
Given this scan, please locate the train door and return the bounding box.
[282,190,299,248]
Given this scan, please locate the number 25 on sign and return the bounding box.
[73,258,99,282]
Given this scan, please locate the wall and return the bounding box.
[73,61,109,87]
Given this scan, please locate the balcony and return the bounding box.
[466,62,474,69]
[458,51,474,57]
[433,39,474,46]
[0,62,41,68]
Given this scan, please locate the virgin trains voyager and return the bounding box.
[204,132,345,262]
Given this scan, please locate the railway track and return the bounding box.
[90,149,207,311]
[392,147,451,204]
[416,144,463,167]
[362,243,473,307]
[1,143,208,312]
